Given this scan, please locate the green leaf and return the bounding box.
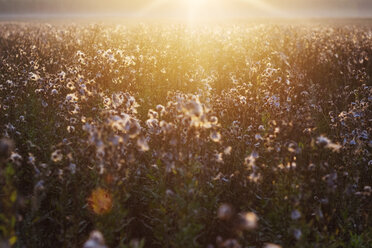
[5,165,14,177]
[146,174,156,181]
[9,236,17,246]
[10,191,17,203]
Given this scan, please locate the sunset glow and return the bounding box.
[0,0,371,18]
[133,0,285,22]
[137,0,229,20]
[1,0,371,247]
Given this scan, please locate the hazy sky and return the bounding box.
[0,0,371,18]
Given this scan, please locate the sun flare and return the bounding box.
[180,0,212,21]
[135,0,284,21]
[1,0,372,245]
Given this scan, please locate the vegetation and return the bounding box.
[0,22,371,248]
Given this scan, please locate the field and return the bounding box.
[0,21,371,248]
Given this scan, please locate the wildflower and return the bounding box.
[66,93,78,103]
[51,149,63,162]
[0,138,14,160]
[128,120,141,138]
[210,116,218,125]
[156,104,165,113]
[166,189,175,197]
[213,172,223,181]
[87,188,113,215]
[29,72,40,81]
[67,126,75,133]
[288,143,297,153]
[326,142,342,152]
[6,80,14,87]
[224,146,232,155]
[34,180,45,192]
[264,244,282,248]
[244,151,259,168]
[66,82,75,90]
[58,71,66,81]
[137,136,149,152]
[39,163,48,169]
[220,239,241,248]
[316,135,342,152]
[238,212,258,230]
[316,135,331,145]
[255,134,263,140]
[293,228,302,240]
[215,152,224,163]
[248,172,262,182]
[210,131,221,142]
[83,230,107,248]
[291,209,301,220]
[217,204,233,221]
[10,152,22,165]
[69,163,76,174]
[28,153,36,165]
[363,186,371,196]
[274,127,280,134]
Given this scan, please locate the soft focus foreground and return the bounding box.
[0,22,371,248]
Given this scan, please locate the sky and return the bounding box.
[0,0,371,18]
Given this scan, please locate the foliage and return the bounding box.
[0,22,371,247]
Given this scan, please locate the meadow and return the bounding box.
[0,21,371,248]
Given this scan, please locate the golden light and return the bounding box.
[239,0,284,16]
[137,0,225,21]
[136,0,284,20]
[179,0,213,22]
[180,0,209,10]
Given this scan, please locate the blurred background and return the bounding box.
[0,0,371,19]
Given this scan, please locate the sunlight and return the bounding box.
[2,0,371,245]
[238,0,285,16]
[136,0,226,20]
[181,0,209,10]
[182,0,210,22]
[183,0,207,16]
[135,0,170,17]
[136,0,284,20]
